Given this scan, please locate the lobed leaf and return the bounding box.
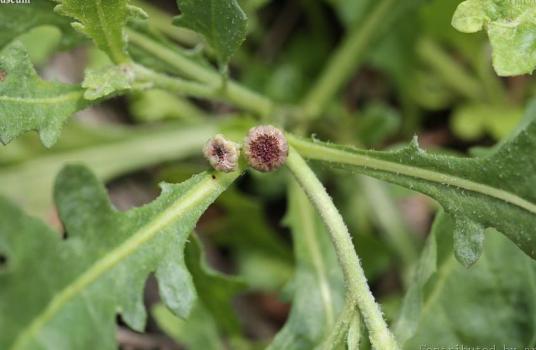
[452,0,536,76]
[54,0,137,63]
[173,0,248,64]
[153,236,245,348]
[289,100,536,267]
[0,41,88,147]
[0,165,239,350]
[398,212,536,348]
[268,180,345,350]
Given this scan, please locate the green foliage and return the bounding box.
[1,0,536,349]
[289,101,536,267]
[398,212,536,348]
[0,123,216,217]
[153,235,246,348]
[0,41,88,147]
[0,165,238,350]
[55,0,137,63]
[268,180,344,349]
[173,0,248,64]
[82,64,136,100]
[0,0,82,50]
[452,0,536,76]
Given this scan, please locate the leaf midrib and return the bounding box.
[0,91,83,105]
[10,173,232,350]
[289,136,536,216]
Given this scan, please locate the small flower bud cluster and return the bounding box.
[203,134,240,173]
[203,125,288,173]
[243,125,288,172]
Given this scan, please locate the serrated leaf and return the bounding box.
[289,99,536,267]
[54,0,133,63]
[0,0,83,50]
[452,0,536,76]
[398,212,536,348]
[0,41,88,147]
[153,236,245,348]
[173,0,248,63]
[0,165,239,350]
[82,64,136,100]
[268,180,344,350]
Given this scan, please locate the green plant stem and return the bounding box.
[286,147,399,350]
[300,0,395,119]
[317,297,360,350]
[127,29,274,116]
[134,64,218,98]
[417,38,483,101]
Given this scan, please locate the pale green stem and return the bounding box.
[316,297,360,350]
[301,0,395,119]
[134,64,218,98]
[417,38,483,101]
[127,29,274,116]
[286,147,399,350]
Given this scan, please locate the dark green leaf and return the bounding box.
[268,180,344,349]
[289,100,536,267]
[173,0,248,63]
[0,165,238,350]
[0,41,88,147]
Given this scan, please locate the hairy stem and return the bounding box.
[127,29,273,116]
[134,64,218,98]
[286,147,399,350]
[300,0,395,119]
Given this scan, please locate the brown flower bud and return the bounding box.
[244,125,288,172]
[203,134,240,172]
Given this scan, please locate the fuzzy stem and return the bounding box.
[134,65,218,98]
[127,29,274,116]
[286,147,399,350]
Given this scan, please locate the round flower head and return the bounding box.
[203,134,240,172]
[244,125,288,172]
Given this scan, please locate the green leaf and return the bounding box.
[153,236,246,348]
[0,165,239,350]
[451,104,523,141]
[173,0,248,63]
[0,0,83,50]
[398,212,536,348]
[82,64,136,100]
[0,41,88,147]
[0,123,216,218]
[55,0,134,63]
[268,180,344,350]
[452,0,536,76]
[288,100,536,267]
[184,235,245,336]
